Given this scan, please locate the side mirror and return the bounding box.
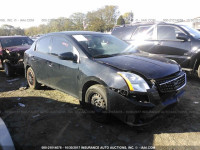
[176,33,188,41]
[58,52,77,62]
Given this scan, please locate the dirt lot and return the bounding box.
[0,70,200,150]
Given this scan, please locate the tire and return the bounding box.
[3,62,13,77]
[0,59,3,70]
[26,67,41,89]
[85,84,109,123]
[198,64,200,79]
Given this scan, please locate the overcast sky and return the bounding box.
[0,0,199,28]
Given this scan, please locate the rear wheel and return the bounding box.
[3,62,13,77]
[85,84,109,123]
[26,67,41,89]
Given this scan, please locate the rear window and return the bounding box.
[112,26,137,40]
[0,37,33,48]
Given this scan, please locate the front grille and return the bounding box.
[156,72,186,93]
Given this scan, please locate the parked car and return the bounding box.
[0,36,33,76]
[24,31,186,126]
[112,22,200,78]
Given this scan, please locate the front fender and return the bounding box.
[78,71,129,102]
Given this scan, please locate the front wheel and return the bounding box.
[3,62,13,77]
[26,67,41,89]
[85,84,109,123]
[0,58,3,69]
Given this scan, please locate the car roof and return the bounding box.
[46,31,106,36]
[114,22,181,29]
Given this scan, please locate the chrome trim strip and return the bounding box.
[159,73,185,86]
[175,74,187,91]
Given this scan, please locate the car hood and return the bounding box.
[3,45,30,52]
[95,53,180,79]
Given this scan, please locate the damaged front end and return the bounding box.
[2,49,24,68]
[0,36,33,75]
[108,71,186,126]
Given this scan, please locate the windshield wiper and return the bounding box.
[93,54,115,58]
[93,52,137,58]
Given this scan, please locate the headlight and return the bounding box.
[118,72,150,92]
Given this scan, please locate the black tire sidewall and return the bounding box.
[86,85,107,108]
[0,58,3,69]
[85,84,109,122]
[3,63,13,77]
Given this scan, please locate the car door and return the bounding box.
[46,35,79,96]
[31,36,52,84]
[155,25,191,64]
[128,25,158,52]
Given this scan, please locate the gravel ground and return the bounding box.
[0,70,200,150]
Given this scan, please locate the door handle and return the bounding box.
[157,41,162,45]
[47,61,53,67]
[49,63,53,67]
[154,41,161,46]
[31,56,35,61]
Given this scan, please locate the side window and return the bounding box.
[51,36,73,56]
[36,37,51,53]
[157,25,186,41]
[131,25,154,40]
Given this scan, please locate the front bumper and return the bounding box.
[107,87,185,126]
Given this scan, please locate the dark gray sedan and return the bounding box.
[24,31,186,126]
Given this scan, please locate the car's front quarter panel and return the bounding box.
[78,56,130,99]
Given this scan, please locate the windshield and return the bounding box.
[181,25,200,39]
[0,37,33,48]
[72,34,137,58]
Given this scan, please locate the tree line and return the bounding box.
[0,24,24,36]
[0,5,133,36]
